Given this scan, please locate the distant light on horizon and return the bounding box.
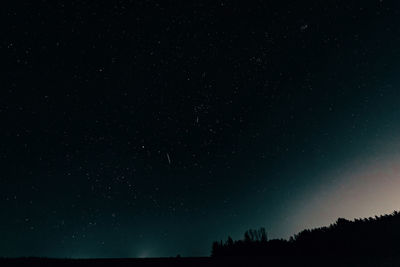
[291,140,400,235]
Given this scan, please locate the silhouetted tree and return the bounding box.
[226,236,234,246]
[211,241,220,257]
[244,230,251,243]
[211,210,400,266]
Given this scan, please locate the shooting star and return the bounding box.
[166,153,171,165]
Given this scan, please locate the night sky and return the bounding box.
[3,0,400,258]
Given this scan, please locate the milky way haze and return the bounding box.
[3,1,400,258]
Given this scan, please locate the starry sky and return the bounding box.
[3,0,400,258]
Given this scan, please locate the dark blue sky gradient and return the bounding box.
[2,1,400,257]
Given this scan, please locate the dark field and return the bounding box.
[0,257,251,267]
[1,257,400,267]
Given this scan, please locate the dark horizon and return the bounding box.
[3,210,400,260]
[1,209,399,259]
[3,0,400,258]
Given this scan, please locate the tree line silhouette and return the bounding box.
[211,211,400,265]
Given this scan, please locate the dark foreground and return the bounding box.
[1,257,400,267]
